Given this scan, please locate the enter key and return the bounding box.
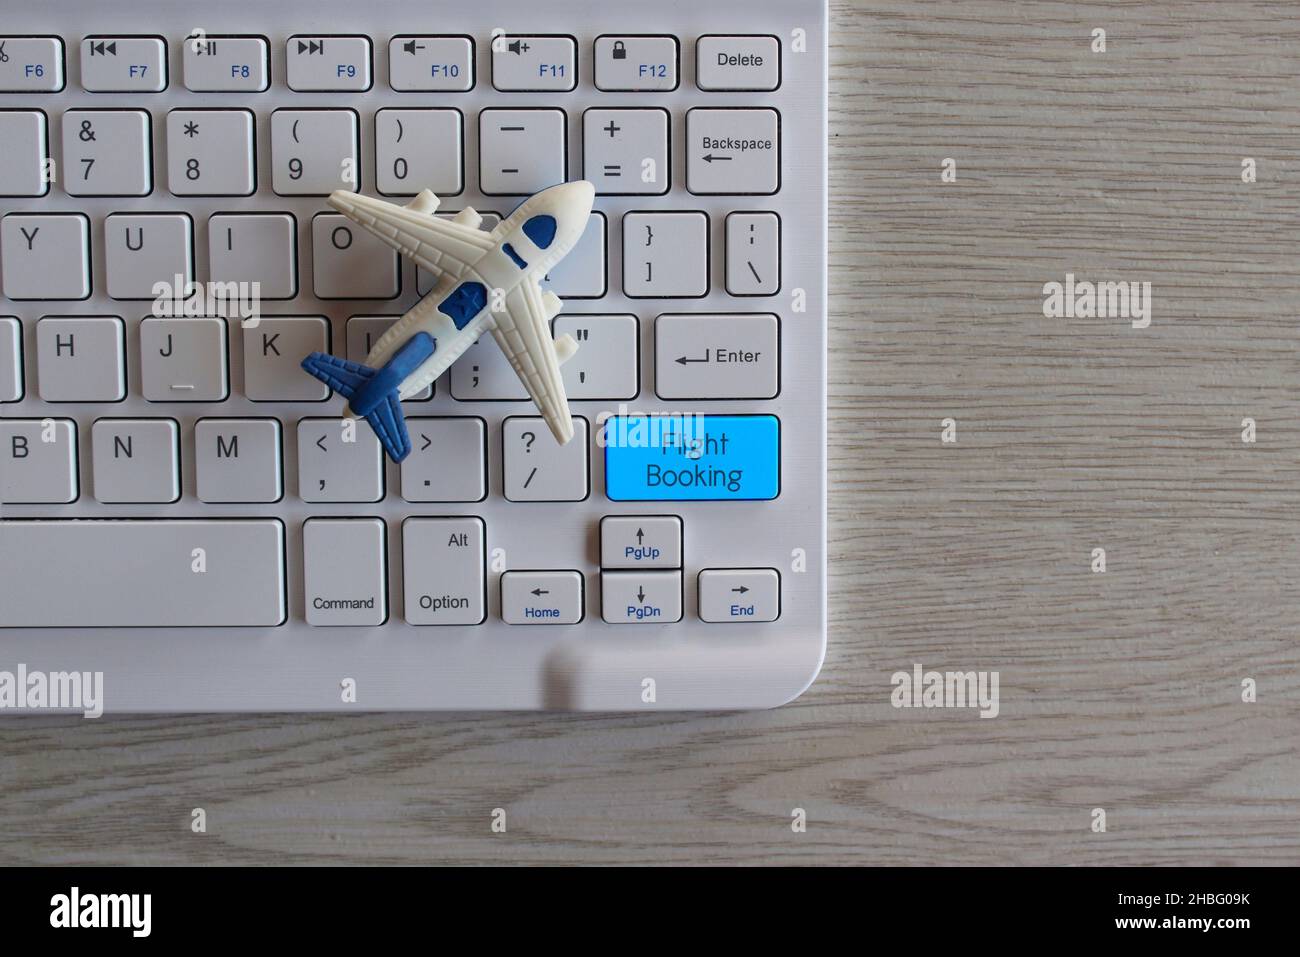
[655,313,779,400]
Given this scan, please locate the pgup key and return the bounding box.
[600,515,682,569]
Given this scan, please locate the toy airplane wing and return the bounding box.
[490,278,578,445]
[328,189,494,281]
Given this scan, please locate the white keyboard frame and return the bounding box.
[0,0,827,711]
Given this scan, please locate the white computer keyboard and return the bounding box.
[0,0,826,712]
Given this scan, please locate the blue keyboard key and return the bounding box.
[603,414,779,501]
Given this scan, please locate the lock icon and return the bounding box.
[612,40,627,60]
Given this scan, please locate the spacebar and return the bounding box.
[0,520,286,627]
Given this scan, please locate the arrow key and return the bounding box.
[600,515,682,568]
[601,570,682,624]
[501,570,584,625]
[698,568,780,623]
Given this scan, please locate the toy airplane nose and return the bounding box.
[551,179,595,208]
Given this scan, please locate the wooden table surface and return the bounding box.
[3,0,1298,866]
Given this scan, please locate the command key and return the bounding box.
[603,414,779,501]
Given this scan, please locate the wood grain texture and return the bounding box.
[3,0,1299,865]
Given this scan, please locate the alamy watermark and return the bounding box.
[1042,273,1152,329]
[50,887,150,937]
[891,663,999,718]
[0,664,103,718]
[151,273,262,326]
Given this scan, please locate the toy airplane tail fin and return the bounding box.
[300,351,375,400]
[299,352,414,462]
[359,393,413,463]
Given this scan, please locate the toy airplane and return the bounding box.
[301,180,597,462]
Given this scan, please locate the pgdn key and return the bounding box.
[601,571,682,624]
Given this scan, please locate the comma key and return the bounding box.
[297,418,383,503]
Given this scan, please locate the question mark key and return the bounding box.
[503,416,589,502]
